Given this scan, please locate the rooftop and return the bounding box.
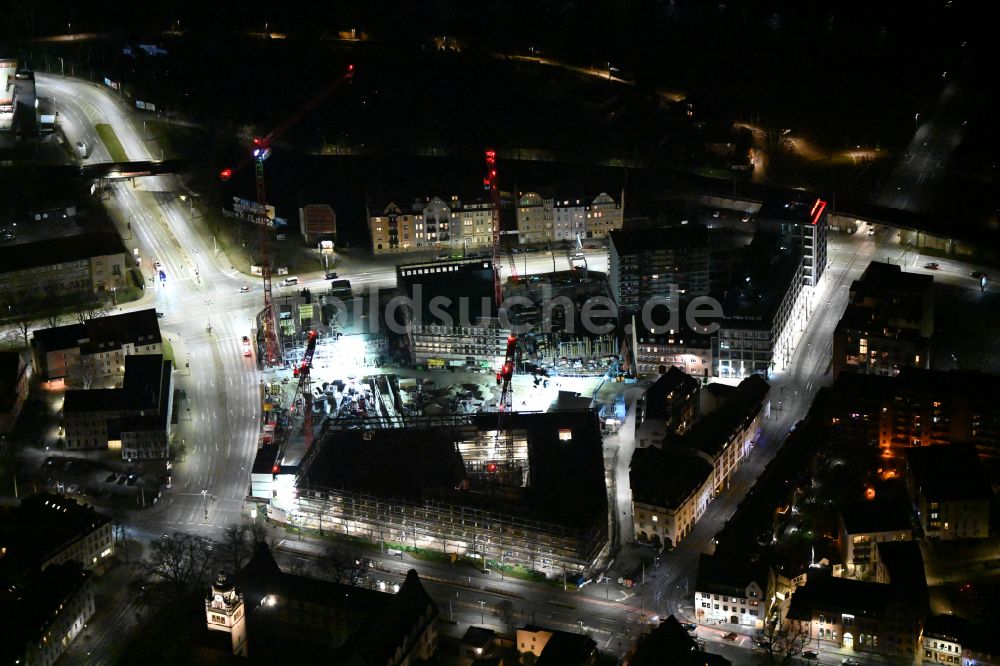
[627,615,707,666]
[756,192,826,226]
[785,572,907,622]
[673,375,768,459]
[905,443,993,502]
[32,309,162,354]
[720,233,802,327]
[630,446,712,511]
[0,493,110,573]
[695,553,769,599]
[874,540,928,610]
[644,367,700,420]
[609,223,745,256]
[0,230,126,273]
[838,498,912,535]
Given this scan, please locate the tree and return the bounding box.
[110,507,130,562]
[755,615,810,666]
[74,296,113,324]
[320,546,367,586]
[5,297,37,349]
[494,599,515,635]
[222,524,250,573]
[141,532,219,603]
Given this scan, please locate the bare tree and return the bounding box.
[320,546,367,586]
[6,297,37,349]
[74,296,113,324]
[222,524,250,573]
[109,507,130,562]
[755,616,810,666]
[141,532,218,602]
[494,599,515,635]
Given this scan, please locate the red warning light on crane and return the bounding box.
[219,168,233,181]
[487,463,497,473]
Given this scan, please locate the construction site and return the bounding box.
[240,150,616,577]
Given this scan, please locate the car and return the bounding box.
[126,474,138,486]
[723,632,738,641]
[924,262,940,270]
[116,475,127,485]
[801,650,819,659]
[325,271,339,279]
[842,658,861,666]
[480,568,492,575]
[75,140,88,158]
[242,336,252,357]
[154,261,162,269]
[681,623,697,632]
[105,472,118,483]
[240,285,250,293]
[156,311,164,318]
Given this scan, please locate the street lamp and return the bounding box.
[478,600,486,625]
[915,113,920,131]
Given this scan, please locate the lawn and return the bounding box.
[95,123,129,162]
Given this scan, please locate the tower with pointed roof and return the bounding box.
[205,571,248,656]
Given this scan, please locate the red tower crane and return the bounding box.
[221,64,355,367]
[281,330,319,453]
[485,150,519,479]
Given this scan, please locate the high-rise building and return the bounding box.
[755,193,829,287]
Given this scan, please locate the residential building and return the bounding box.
[608,224,746,314]
[629,315,714,379]
[63,354,174,459]
[280,410,609,575]
[715,234,805,378]
[298,203,336,245]
[837,499,913,578]
[755,193,829,287]
[397,258,509,370]
[904,444,991,539]
[785,572,922,658]
[668,375,770,496]
[516,625,597,665]
[458,626,496,662]
[833,261,934,379]
[368,194,499,256]
[827,368,1000,456]
[871,540,929,612]
[630,446,713,549]
[921,614,1000,666]
[0,562,95,666]
[0,492,113,573]
[31,309,163,387]
[199,542,438,663]
[516,190,623,244]
[637,366,701,437]
[0,351,29,433]
[694,553,772,628]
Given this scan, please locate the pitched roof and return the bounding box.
[630,446,712,511]
[0,231,125,273]
[695,553,769,599]
[785,573,904,622]
[644,367,700,419]
[838,499,912,535]
[627,615,703,666]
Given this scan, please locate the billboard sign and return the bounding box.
[103,77,120,90]
[232,196,285,228]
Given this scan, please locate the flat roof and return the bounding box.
[630,446,712,510]
[0,231,126,273]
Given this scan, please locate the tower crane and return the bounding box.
[485,150,519,481]
[278,330,319,454]
[221,64,355,367]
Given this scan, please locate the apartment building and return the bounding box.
[833,261,934,379]
[694,553,772,628]
[63,354,174,459]
[905,444,991,539]
[629,316,714,379]
[837,499,913,579]
[368,194,502,255]
[827,368,1000,455]
[715,234,805,379]
[756,193,829,287]
[639,366,701,436]
[31,309,163,387]
[0,492,113,573]
[631,446,713,549]
[668,375,770,496]
[516,191,623,244]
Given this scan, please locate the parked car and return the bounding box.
[842,658,860,666]
[723,632,738,641]
[681,623,696,632]
[325,271,339,279]
[105,472,118,483]
[126,474,138,486]
[116,475,127,485]
[801,650,819,659]
[240,285,250,293]
[924,262,940,270]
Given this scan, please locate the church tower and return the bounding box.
[205,572,248,656]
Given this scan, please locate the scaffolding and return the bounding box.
[290,488,606,575]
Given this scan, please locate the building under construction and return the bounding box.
[269,410,609,576]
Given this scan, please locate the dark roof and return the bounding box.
[0,231,125,273]
[695,553,769,599]
[785,572,906,622]
[644,367,700,420]
[0,561,91,666]
[63,355,169,419]
[874,540,928,610]
[923,613,971,643]
[31,323,88,352]
[630,446,712,511]
[461,626,496,648]
[628,615,705,666]
[905,444,993,502]
[838,499,912,535]
[396,258,496,325]
[851,261,934,296]
[302,410,607,529]
[518,626,597,666]
[0,351,25,411]
[720,234,802,327]
[0,493,110,572]
[250,443,282,475]
[756,192,825,225]
[674,375,768,459]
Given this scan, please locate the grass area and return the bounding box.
[95,123,129,162]
[143,120,208,160]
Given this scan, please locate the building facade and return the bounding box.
[756,194,829,287]
[905,444,991,540]
[631,447,713,549]
[837,500,913,579]
[0,351,29,434]
[694,554,772,628]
